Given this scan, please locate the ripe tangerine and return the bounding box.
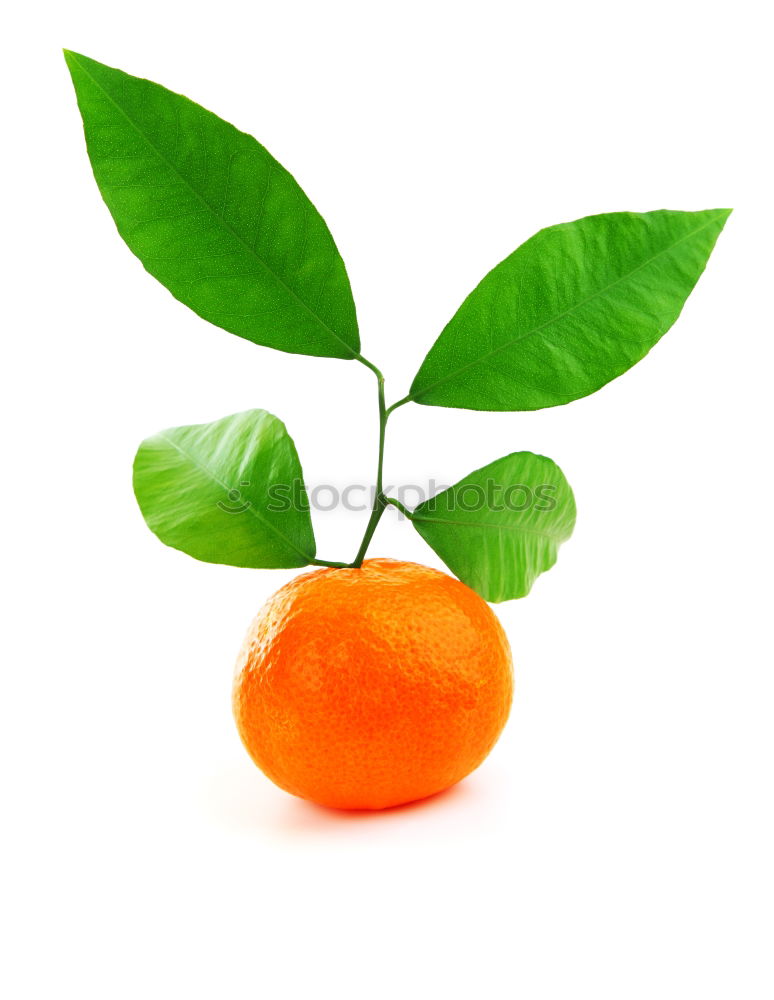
[233,558,513,810]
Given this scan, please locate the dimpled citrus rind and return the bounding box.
[232,559,513,809]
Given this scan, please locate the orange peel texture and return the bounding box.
[233,559,514,810]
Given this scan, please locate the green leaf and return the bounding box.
[64,51,359,360]
[409,208,730,411]
[408,451,576,602]
[133,409,315,568]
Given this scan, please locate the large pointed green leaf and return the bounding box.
[64,51,359,360]
[409,208,730,411]
[133,409,315,568]
[408,451,576,602]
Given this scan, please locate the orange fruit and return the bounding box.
[233,558,513,810]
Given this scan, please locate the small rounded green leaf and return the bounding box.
[64,51,359,360]
[409,208,730,411]
[410,452,576,602]
[133,409,315,568]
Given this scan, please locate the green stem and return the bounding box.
[383,496,413,519]
[385,395,412,417]
[351,495,386,568]
[353,352,383,378]
[311,557,353,569]
[350,361,389,567]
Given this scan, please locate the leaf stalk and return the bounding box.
[350,363,389,567]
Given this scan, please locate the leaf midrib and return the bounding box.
[69,52,357,359]
[410,213,726,402]
[412,511,572,543]
[157,431,314,563]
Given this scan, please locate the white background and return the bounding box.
[3,2,772,997]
